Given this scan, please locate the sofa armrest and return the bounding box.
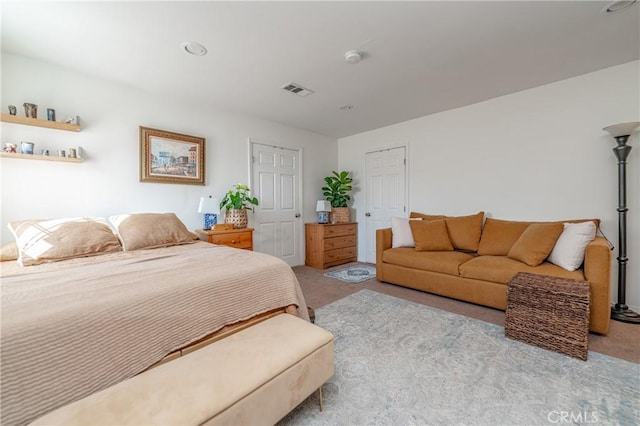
[376,228,392,280]
[584,236,611,334]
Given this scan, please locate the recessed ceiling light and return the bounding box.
[602,0,637,14]
[180,41,207,56]
[339,105,354,111]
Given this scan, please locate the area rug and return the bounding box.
[323,264,376,284]
[279,289,639,425]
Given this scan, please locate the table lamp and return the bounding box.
[198,196,220,230]
[316,200,332,224]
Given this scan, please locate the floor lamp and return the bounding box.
[603,121,640,324]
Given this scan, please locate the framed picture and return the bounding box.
[139,126,205,185]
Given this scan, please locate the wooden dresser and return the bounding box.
[305,222,357,269]
[196,228,254,251]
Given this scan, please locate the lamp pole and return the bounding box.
[603,122,640,324]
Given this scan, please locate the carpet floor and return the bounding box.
[293,262,640,364]
[279,289,639,425]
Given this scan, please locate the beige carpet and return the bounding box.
[293,262,640,364]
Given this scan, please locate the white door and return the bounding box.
[251,142,303,266]
[364,147,407,263]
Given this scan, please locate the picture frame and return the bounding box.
[139,126,205,185]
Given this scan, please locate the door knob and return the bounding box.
[365,212,371,217]
[295,213,301,218]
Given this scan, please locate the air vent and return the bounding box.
[281,82,314,97]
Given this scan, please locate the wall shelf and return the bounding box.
[0,152,83,163]
[1,114,80,132]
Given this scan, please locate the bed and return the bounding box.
[0,214,309,426]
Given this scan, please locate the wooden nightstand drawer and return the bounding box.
[196,228,254,251]
[323,235,356,251]
[323,223,357,238]
[210,232,252,248]
[324,246,356,263]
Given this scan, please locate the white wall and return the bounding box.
[339,61,640,311]
[0,53,338,262]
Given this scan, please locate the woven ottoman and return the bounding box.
[505,272,590,360]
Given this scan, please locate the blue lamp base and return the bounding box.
[318,211,329,224]
[203,213,218,230]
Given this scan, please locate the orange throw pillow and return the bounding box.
[508,222,564,266]
[477,218,531,256]
[445,212,484,252]
[409,219,454,251]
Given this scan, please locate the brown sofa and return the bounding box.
[376,212,611,334]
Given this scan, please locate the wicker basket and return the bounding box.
[505,272,590,360]
[224,209,248,229]
[330,207,350,223]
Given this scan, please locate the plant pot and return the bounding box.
[225,209,248,229]
[330,207,350,223]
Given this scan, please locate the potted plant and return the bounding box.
[220,184,259,228]
[322,171,353,223]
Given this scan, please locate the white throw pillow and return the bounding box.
[391,217,422,248]
[548,221,597,271]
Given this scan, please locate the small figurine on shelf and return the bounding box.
[64,115,79,125]
[8,105,17,115]
[23,103,38,119]
[4,143,17,153]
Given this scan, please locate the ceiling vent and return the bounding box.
[281,82,314,97]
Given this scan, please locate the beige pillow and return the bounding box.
[110,213,197,251]
[508,222,564,266]
[477,218,532,256]
[0,241,18,261]
[445,212,484,252]
[409,219,453,252]
[8,217,122,266]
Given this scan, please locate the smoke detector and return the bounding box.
[344,50,363,64]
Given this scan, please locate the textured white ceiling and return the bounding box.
[2,1,639,138]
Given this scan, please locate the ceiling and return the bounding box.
[1,1,639,138]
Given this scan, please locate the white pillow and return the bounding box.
[548,221,597,271]
[391,217,422,248]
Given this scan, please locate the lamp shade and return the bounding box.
[316,200,332,212]
[198,196,220,214]
[603,122,640,138]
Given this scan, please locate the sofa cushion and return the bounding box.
[445,212,484,252]
[383,248,475,276]
[507,222,564,266]
[548,221,597,271]
[459,255,584,284]
[409,212,445,221]
[391,217,422,248]
[410,219,453,251]
[477,218,532,256]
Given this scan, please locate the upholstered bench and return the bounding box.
[31,314,334,425]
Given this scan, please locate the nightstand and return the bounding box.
[305,222,357,269]
[196,228,254,251]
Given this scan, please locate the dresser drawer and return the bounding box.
[323,235,356,251]
[323,224,357,238]
[324,246,357,263]
[211,232,252,248]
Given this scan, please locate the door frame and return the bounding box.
[363,142,410,263]
[248,137,304,265]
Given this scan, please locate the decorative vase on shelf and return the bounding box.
[225,209,248,229]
